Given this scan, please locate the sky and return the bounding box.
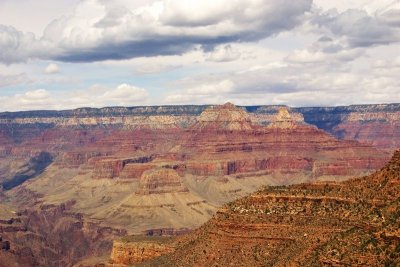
[0,0,399,111]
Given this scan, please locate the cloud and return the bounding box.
[286,39,364,64]
[313,8,400,48]
[163,41,400,106]
[0,0,312,64]
[63,83,149,108]
[0,73,30,87]
[23,89,50,99]
[44,63,60,74]
[165,79,235,104]
[133,63,181,74]
[206,44,241,62]
[0,25,43,64]
[102,83,148,104]
[7,89,54,110]
[0,83,149,111]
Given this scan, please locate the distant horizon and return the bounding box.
[1,101,400,114]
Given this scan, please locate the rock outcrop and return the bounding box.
[267,107,302,129]
[179,104,388,180]
[109,237,175,265]
[296,104,400,151]
[194,102,254,131]
[135,150,400,266]
[136,168,188,195]
[0,200,126,267]
[91,156,154,179]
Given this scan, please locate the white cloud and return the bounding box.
[44,63,60,74]
[23,89,50,100]
[163,41,400,106]
[102,83,148,104]
[1,89,55,110]
[206,45,241,62]
[133,64,181,74]
[0,83,149,111]
[165,79,235,104]
[0,0,313,63]
[0,73,30,87]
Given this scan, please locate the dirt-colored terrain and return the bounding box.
[120,150,400,266]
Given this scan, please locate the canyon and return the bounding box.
[108,149,400,266]
[0,103,398,266]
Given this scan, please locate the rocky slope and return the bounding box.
[128,150,400,266]
[0,200,126,267]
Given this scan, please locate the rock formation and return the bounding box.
[109,237,175,265]
[267,107,300,129]
[0,102,397,266]
[296,104,400,151]
[0,200,126,267]
[131,150,400,266]
[136,168,188,195]
[194,102,254,131]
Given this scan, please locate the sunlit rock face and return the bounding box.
[195,102,254,131]
[133,150,400,267]
[296,103,400,151]
[136,168,188,195]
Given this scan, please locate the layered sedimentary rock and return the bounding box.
[331,113,400,151]
[194,102,254,130]
[296,104,400,151]
[0,103,399,157]
[91,156,154,179]
[136,168,188,195]
[109,237,175,265]
[0,102,396,266]
[0,200,126,267]
[59,151,110,167]
[178,104,388,180]
[267,107,300,129]
[118,163,156,180]
[135,150,400,266]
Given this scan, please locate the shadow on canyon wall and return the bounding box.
[1,152,53,190]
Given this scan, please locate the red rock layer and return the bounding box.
[91,156,154,179]
[1,104,390,186]
[109,237,175,265]
[137,150,400,266]
[333,121,400,151]
[136,168,188,195]
[0,199,127,267]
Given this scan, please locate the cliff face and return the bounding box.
[195,102,254,131]
[0,199,126,267]
[296,104,400,151]
[109,237,175,265]
[136,168,188,195]
[136,150,400,266]
[1,103,399,150]
[178,104,387,181]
